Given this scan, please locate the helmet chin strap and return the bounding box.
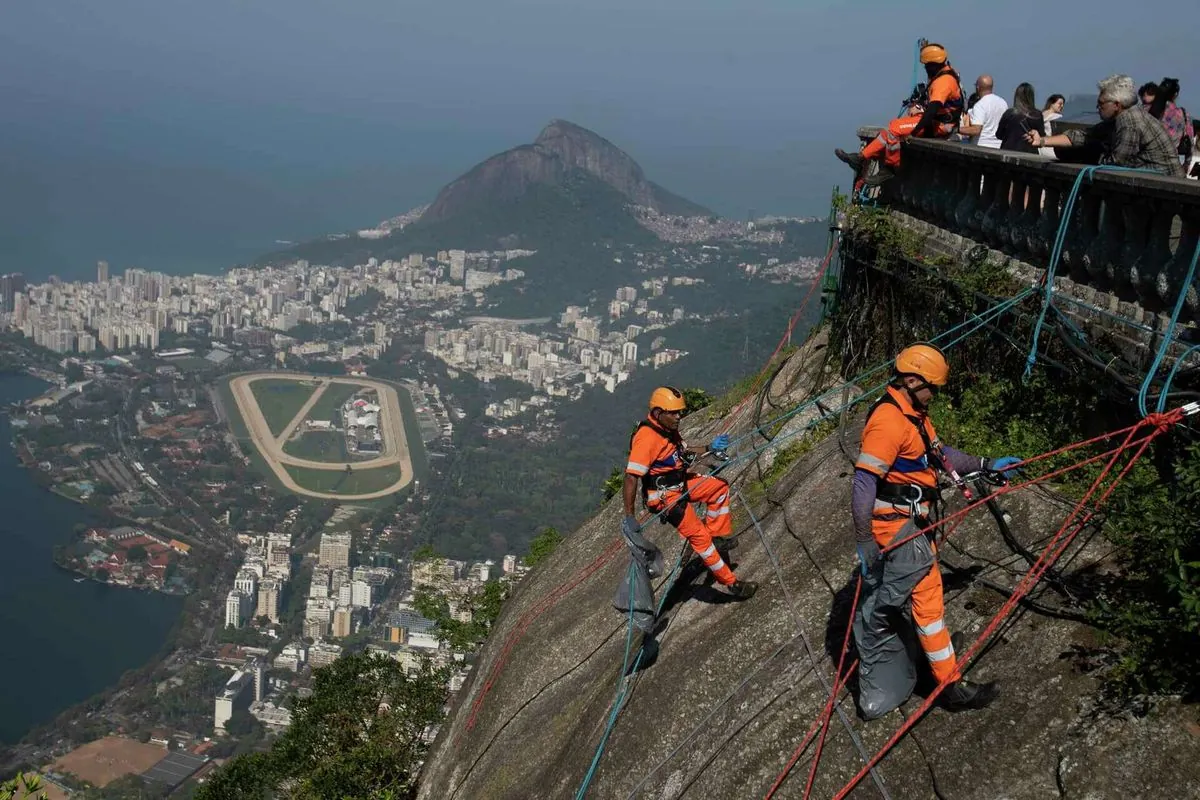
[897,376,933,410]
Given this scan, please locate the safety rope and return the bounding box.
[1023,165,1168,382]
[719,236,840,435]
[735,487,892,800]
[622,633,815,799]
[575,543,690,799]
[464,538,626,731]
[723,287,1035,462]
[799,582,862,800]
[1158,343,1200,413]
[1142,237,1200,415]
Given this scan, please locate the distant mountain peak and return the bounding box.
[420,120,710,224]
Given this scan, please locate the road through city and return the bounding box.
[228,373,415,500]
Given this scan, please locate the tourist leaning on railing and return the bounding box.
[1027,74,1185,177]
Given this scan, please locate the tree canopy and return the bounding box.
[196,652,448,800]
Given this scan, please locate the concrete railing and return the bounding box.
[860,133,1200,316]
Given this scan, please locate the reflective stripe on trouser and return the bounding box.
[852,519,956,720]
[860,116,957,169]
[648,475,735,586]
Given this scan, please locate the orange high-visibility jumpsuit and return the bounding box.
[854,386,956,683]
[626,418,735,585]
[861,67,964,169]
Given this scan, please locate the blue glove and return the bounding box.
[710,434,730,452]
[988,456,1023,480]
[857,540,883,588]
[621,516,640,540]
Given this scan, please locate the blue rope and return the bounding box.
[1143,238,1200,415]
[575,547,687,799]
[1024,165,1162,382]
[1055,292,1156,334]
[1156,343,1200,413]
[726,286,1034,456]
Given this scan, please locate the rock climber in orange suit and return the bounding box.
[622,386,757,598]
[852,344,1021,718]
[836,42,964,185]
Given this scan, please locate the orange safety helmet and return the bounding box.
[895,343,949,386]
[919,42,948,64]
[649,386,687,412]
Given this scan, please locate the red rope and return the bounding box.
[464,539,625,731]
[883,429,1159,555]
[799,578,863,800]
[763,656,859,800]
[829,417,1172,800]
[720,238,838,434]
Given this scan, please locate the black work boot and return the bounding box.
[728,579,758,599]
[834,148,864,170]
[940,678,1000,712]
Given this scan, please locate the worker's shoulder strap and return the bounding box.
[933,67,964,110]
[867,392,936,459]
[630,417,682,451]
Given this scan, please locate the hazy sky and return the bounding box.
[1,1,1196,277]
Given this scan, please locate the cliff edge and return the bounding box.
[417,331,1200,799]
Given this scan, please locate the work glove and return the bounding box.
[987,456,1023,480]
[710,433,730,452]
[856,540,883,589]
[621,516,640,541]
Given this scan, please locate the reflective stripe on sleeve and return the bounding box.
[855,452,890,473]
[626,461,648,475]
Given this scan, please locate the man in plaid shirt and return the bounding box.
[1028,74,1184,177]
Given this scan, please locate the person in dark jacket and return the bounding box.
[996,82,1045,153]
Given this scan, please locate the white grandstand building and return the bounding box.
[343,396,383,452]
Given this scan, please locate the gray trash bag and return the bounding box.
[612,525,665,634]
[853,520,935,720]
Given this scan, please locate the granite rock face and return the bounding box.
[421,120,709,224]
[417,334,1200,799]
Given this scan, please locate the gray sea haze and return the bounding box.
[0,373,180,744]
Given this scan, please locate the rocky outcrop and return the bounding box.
[417,332,1200,799]
[420,120,710,224]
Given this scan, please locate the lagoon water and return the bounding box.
[0,373,181,743]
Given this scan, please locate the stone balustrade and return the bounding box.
[861,133,1200,318]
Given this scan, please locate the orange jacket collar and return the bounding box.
[885,384,925,418]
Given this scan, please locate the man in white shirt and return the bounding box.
[959,75,1007,148]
